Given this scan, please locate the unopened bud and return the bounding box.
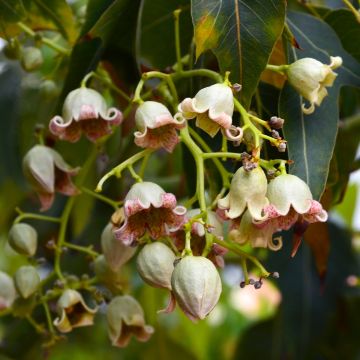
[271,130,281,139]
[94,255,124,293]
[268,116,284,129]
[232,83,242,92]
[277,141,287,152]
[21,47,43,72]
[14,266,40,298]
[136,242,175,290]
[0,271,16,310]
[3,38,22,60]
[8,223,38,257]
[101,223,136,272]
[171,256,222,321]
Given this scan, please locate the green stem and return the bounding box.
[26,315,46,334]
[173,9,183,72]
[265,64,289,74]
[342,0,360,22]
[128,165,143,182]
[248,113,271,131]
[213,238,270,277]
[203,152,242,160]
[63,242,99,258]
[81,187,121,210]
[240,258,250,284]
[96,149,154,192]
[14,210,61,225]
[17,22,70,55]
[54,147,98,280]
[188,127,231,188]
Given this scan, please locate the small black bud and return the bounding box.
[249,279,255,285]
[254,281,262,289]
[240,281,246,288]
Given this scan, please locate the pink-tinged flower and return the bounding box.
[177,83,235,138]
[261,174,328,227]
[134,101,185,152]
[218,166,269,221]
[49,88,123,143]
[229,210,282,251]
[172,209,227,267]
[114,182,186,246]
[23,145,79,211]
[106,295,154,348]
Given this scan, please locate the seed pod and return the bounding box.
[8,223,38,257]
[101,223,136,272]
[14,266,40,299]
[171,256,222,321]
[136,242,175,290]
[0,271,16,310]
[21,46,43,72]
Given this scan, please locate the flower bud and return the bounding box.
[171,256,222,321]
[8,223,38,257]
[40,80,59,99]
[0,271,16,310]
[14,266,40,299]
[136,242,176,290]
[54,289,97,333]
[106,295,154,347]
[21,46,43,72]
[101,223,136,272]
[3,38,22,60]
[268,116,284,129]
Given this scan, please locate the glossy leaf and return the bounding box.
[279,11,360,200]
[324,9,360,63]
[191,0,286,107]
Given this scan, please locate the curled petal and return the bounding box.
[302,102,315,115]
[224,126,243,141]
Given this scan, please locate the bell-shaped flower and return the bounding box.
[286,56,342,114]
[53,289,98,333]
[49,87,123,142]
[134,101,185,152]
[23,145,79,211]
[261,174,328,227]
[177,83,235,138]
[171,256,222,322]
[106,295,154,348]
[172,209,227,267]
[229,210,282,251]
[218,167,269,221]
[114,182,186,246]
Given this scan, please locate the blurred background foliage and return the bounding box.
[0,0,359,359]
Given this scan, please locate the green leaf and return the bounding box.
[279,11,360,200]
[324,9,360,63]
[0,0,26,23]
[136,0,193,70]
[191,0,286,107]
[22,0,78,42]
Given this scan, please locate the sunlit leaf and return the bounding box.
[191,0,286,107]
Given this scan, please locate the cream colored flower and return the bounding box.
[53,289,97,333]
[218,167,269,221]
[287,56,342,114]
[177,83,237,138]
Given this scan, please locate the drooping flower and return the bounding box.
[261,174,328,226]
[286,56,342,114]
[114,182,186,246]
[218,166,269,221]
[53,289,98,333]
[106,295,154,347]
[229,210,282,251]
[49,87,123,142]
[172,209,227,267]
[134,101,185,152]
[177,83,239,138]
[23,145,79,211]
[101,223,136,272]
[171,256,222,322]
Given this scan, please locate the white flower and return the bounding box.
[177,83,235,137]
[218,167,269,221]
[287,56,342,114]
